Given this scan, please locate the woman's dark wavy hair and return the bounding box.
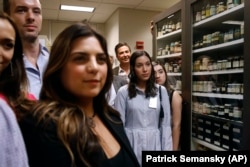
[39,23,113,111]
[0,12,33,120]
[128,50,157,98]
[34,22,116,166]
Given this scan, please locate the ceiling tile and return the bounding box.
[0,0,180,23]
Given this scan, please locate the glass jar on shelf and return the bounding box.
[239,56,244,68]
[226,57,233,69]
[224,104,231,119]
[205,3,210,18]
[233,0,240,6]
[176,20,181,30]
[218,105,225,117]
[233,107,242,121]
[201,6,206,20]
[240,23,244,38]
[210,5,216,16]
[217,2,226,14]
[164,62,169,72]
[234,27,241,40]
[157,48,163,56]
[170,42,175,54]
[227,0,234,9]
[233,56,240,69]
[195,11,201,22]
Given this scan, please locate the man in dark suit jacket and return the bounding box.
[113,75,128,93]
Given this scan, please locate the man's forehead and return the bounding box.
[11,0,41,8]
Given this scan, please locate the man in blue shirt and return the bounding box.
[3,0,49,99]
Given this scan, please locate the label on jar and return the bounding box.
[233,107,242,119]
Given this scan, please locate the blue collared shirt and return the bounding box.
[114,84,172,165]
[23,45,49,99]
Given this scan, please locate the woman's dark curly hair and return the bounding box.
[128,50,157,98]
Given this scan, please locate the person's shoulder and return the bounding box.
[0,98,12,111]
[112,66,119,75]
[118,84,128,92]
[107,109,121,121]
[157,84,167,91]
[172,90,183,101]
[113,75,127,83]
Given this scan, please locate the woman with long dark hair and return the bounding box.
[114,50,172,165]
[0,11,35,167]
[19,23,140,167]
[153,60,182,150]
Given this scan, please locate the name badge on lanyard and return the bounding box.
[149,96,157,108]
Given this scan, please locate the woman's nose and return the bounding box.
[87,58,98,73]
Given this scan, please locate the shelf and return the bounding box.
[193,3,244,29]
[156,29,182,40]
[168,72,182,76]
[192,138,226,151]
[193,69,243,75]
[193,38,244,53]
[192,112,243,126]
[156,52,181,59]
[192,92,243,99]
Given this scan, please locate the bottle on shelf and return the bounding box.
[224,104,231,119]
[240,23,244,38]
[233,106,242,121]
[176,19,181,30]
[227,0,234,9]
[210,4,216,16]
[218,105,225,118]
[201,6,206,20]
[206,2,211,18]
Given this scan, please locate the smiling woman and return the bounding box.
[19,22,140,167]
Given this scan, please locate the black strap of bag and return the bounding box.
[158,86,164,128]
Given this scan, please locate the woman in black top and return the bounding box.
[19,22,140,167]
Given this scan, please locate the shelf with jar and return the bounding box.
[192,110,243,151]
[193,2,244,28]
[154,6,183,94]
[192,94,243,151]
[191,0,245,151]
[156,9,182,39]
[193,69,243,75]
[192,93,243,99]
[193,38,243,53]
[192,1,244,54]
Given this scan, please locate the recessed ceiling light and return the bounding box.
[60,5,95,12]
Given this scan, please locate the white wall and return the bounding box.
[105,10,119,56]
[41,20,105,46]
[40,8,159,60]
[105,8,159,67]
[119,8,158,56]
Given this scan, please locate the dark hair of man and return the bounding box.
[33,22,117,166]
[114,42,131,55]
[128,50,157,99]
[0,12,34,120]
[3,0,11,14]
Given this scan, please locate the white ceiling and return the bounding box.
[0,0,180,23]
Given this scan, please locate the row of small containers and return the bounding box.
[192,112,243,151]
